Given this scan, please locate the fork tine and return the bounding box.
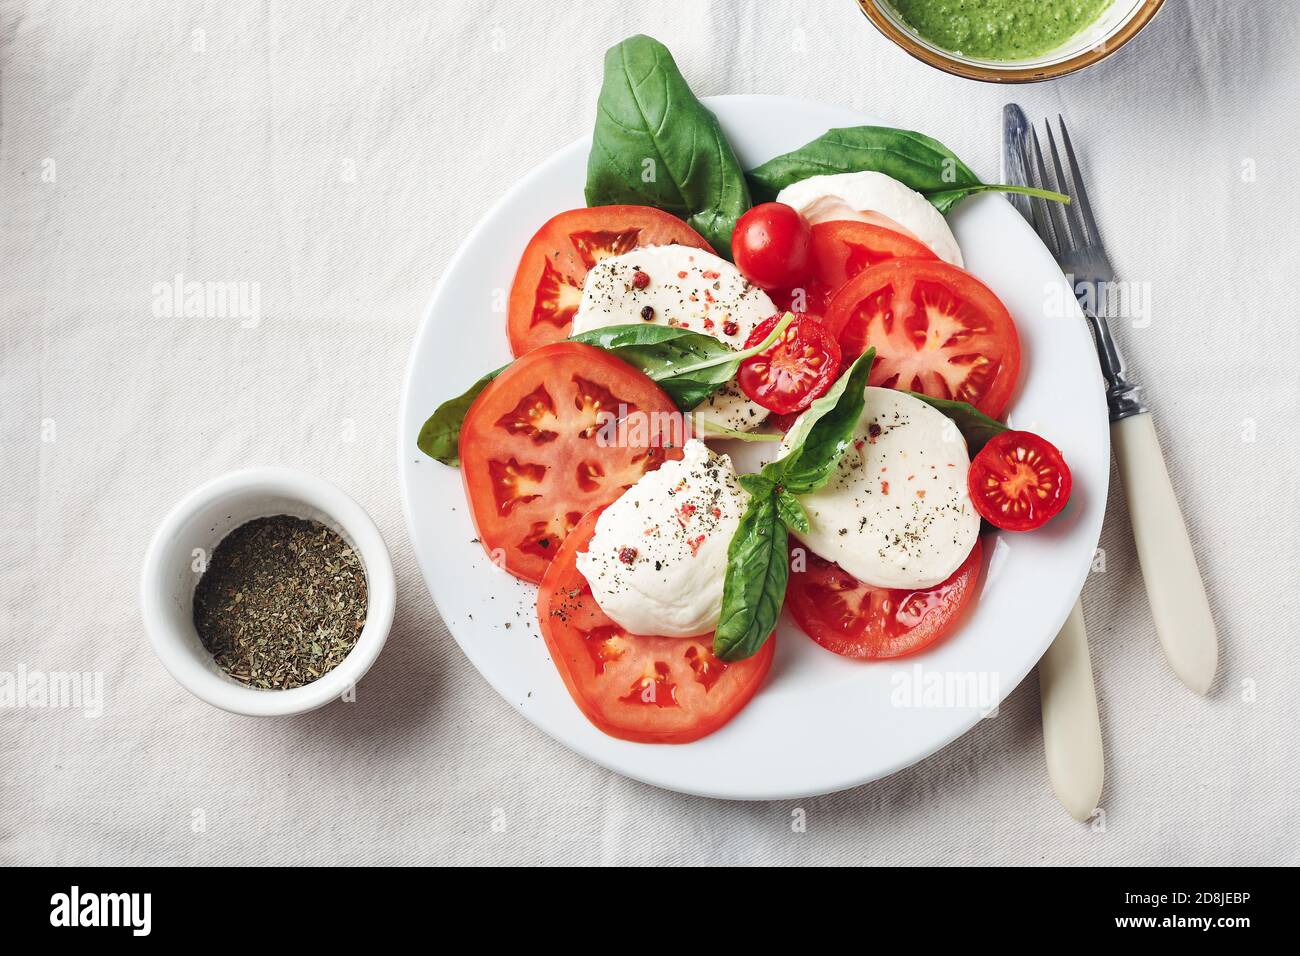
[1045,121,1087,251]
[1027,126,1061,256]
[1040,121,1081,252]
[1034,127,1076,254]
[1056,115,1101,245]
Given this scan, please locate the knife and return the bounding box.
[1003,103,1104,822]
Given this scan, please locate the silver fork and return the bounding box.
[1027,121,1140,421]
[1023,115,1218,697]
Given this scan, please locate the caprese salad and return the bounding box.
[418,35,1073,745]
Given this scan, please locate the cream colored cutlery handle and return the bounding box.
[1111,412,1218,694]
[1038,601,1103,821]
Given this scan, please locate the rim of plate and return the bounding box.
[398,94,1109,800]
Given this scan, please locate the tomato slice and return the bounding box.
[786,538,983,659]
[769,284,833,318]
[825,259,1021,419]
[737,313,841,414]
[506,206,711,356]
[968,430,1072,531]
[460,342,682,584]
[538,507,774,743]
[767,221,939,318]
[764,410,803,434]
[809,220,938,292]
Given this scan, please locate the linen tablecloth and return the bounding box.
[3,0,1298,865]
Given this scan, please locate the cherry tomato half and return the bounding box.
[731,202,812,290]
[738,314,842,415]
[967,430,1073,532]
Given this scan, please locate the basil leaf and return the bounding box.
[925,183,1062,215]
[572,313,793,412]
[908,392,1008,455]
[771,349,876,494]
[714,492,788,662]
[570,323,740,410]
[698,421,782,443]
[651,368,738,412]
[418,316,795,466]
[738,473,776,497]
[747,126,1067,213]
[568,322,725,354]
[585,35,751,256]
[775,489,809,534]
[741,474,806,533]
[416,367,504,466]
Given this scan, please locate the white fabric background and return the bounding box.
[2,0,1298,866]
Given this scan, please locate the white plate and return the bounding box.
[398,95,1108,801]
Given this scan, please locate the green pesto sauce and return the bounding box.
[890,0,1113,60]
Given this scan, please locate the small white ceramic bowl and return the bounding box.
[141,467,395,716]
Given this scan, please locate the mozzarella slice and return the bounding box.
[776,171,964,267]
[576,440,748,638]
[787,387,980,589]
[571,245,773,432]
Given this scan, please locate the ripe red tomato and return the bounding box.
[786,539,984,659]
[507,206,711,356]
[537,507,774,743]
[737,314,841,415]
[809,220,938,292]
[825,258,1021,419]
[968,431,1072,531]
[459,342,682,583]
[766,220,939,318]
[768,284,832,319]
[763,410,803,434]
[731,202,812,290]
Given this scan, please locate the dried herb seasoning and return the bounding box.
[192,515,367,690]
